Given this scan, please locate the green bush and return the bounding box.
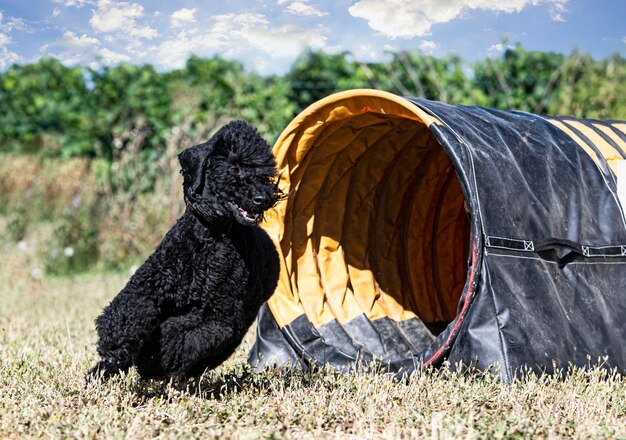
[0,57,92,156]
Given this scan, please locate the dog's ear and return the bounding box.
[178,143,210,199]
[210,130,233,159]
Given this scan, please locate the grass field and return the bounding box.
[1,235,626,439]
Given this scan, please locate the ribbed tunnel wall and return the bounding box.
[263,90,471,362]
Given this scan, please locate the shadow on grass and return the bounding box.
[124,362,355,401]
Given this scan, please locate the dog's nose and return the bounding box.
[253,194,269,206]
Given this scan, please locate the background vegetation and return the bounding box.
[1,44,625,274]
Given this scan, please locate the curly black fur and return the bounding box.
[88,120,281,381]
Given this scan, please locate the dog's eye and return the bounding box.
[230,166,240,177]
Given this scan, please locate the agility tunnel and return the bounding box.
[248,89,626,381]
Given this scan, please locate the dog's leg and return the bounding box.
[88,290,160,380]
[158,313,235,378]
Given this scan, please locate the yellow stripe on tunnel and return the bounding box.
[547,119,605,172]
[564,120,625,174]
[592,123,626,156]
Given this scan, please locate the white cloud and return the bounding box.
[487,42,504,56]
[0,14,27,68]
[41,30,129,66]
[286,1,328,17]
[622,36,626,45]
[0,13,31,34]
[98,47,130,63]
[149,14,268,70]
[212,13,268,33]
[0,46,23,69]
[222,14,328,62]
[247,25,327,57]
[42,31,100,52]
[150,29,224,70]
[548,0,568,21]
[349,0,570,39]
[90,0,157,39]
[54,0,94,7]
[227,13,326,58]
[354,44,377,59]
[419,39,438,54]
[170,8,197,27]
[52,7,62,17]
[150,13,328,73]
[6,17,30,33]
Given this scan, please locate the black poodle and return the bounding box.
[88,120,281,380]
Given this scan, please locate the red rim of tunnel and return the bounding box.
[423,237,479,367]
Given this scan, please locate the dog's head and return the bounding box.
[178,120,281,226]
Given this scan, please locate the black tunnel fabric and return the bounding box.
[248,89,626,381]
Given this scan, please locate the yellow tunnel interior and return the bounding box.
[264,90,471,343]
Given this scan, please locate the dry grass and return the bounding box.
[1,231,626,439]
[0,151,186,270]
[0,153,93,218]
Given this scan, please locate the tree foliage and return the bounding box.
[286,49,366,111]
[0,45,624,164]
[89,63,171,159]
[0,57,91,155]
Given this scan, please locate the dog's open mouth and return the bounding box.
[230,203,261,224]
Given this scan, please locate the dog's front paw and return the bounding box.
[85,359,122,382]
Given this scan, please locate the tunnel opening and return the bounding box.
[264,90,472,363]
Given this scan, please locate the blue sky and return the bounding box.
[0,0,624,74]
